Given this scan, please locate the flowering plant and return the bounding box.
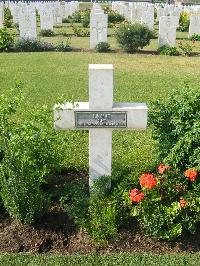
[129,164,200,240]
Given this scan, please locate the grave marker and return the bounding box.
[0,3,4,28]
[90,12,108,49]
[54,64,147,190]
[189,14,200,37]
[158,16,177,48]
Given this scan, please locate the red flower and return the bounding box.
[139,173,157,190]
[130,188,144,203]
[158,164,170,174]
[184,169,198,182]
[179,199,187,208]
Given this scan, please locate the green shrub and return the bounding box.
[178,12,190,32]
[60,177,119,244]
[191,34,200,41]
[0,27,14,52]
[87,197,119,243]
[60,180,89,229]
[71,10,82,23]
[178,41,193,56]
[0,83,63,224]
[115,23,154,53]
[157,45,179,56]
[0,167,51,224]
[71,9,90,28]
[82,15,90,28]
[95,42,110,53]
[71,24,89,37]
[149,83,200,170]
[3,7,12,28]
[103,7,125,24]
[71,8,124,28]
[13,39,55,52]
[56,39,72,52]
[62,18,71,23]
[39,29,55,37]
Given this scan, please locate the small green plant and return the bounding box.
[62,17,71,23]
[3,7,13,28]
[56,39,72,52]
[157,45,179,56]
[178,12,190,32]
[60,177,119,244]
[39,29,55,37]
[95,42,111,53]
[149,83,200,170]
[71,24,89,37]
[191,34,200,41]
[0,27,14,52]
[103,7,125,24]
[71,9,90,28]
[115,23,154,53]
[13,39,54,52]
[71,10,82,23]
[82,16,90,28]
[178,41,193,56]
[0,83,64,224]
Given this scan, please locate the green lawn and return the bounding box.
[0,52,200,172]
[1,253,200,266]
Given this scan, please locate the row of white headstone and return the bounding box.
[89,2,200,49]
[112,2,200,47]
[1,1,200,48]
[1,1,79,39]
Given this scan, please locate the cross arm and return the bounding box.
[54,102,147,130]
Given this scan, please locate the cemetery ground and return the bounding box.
[8,22,200,54]
[0,51,200,261]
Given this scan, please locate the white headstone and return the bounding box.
[189,14,200,37]
[40,9,54,31]
[141,10,154,30]
[158,16,177,48]
[53,5,62,26]
[0,3,4,28]
[156,7,164,21]
[90,12,108,49]
[54,64,148,190]
[19,7,37,40]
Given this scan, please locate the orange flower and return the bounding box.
[130,188,145,203]
[158,164,170,174]
[184,169,198,182]
[179,199,187,208]
[139,173,157,190]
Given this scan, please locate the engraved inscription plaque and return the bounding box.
[75,111,127,128]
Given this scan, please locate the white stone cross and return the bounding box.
[54,64,147,190]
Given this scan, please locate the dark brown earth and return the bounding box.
[0,170,200,254]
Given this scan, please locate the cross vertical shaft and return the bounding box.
[89,64,114,188]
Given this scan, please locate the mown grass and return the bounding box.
[1,253,200,266]
[0,52,200,172]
